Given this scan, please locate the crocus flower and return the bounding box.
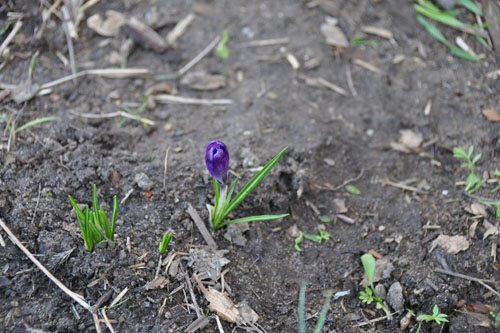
[205,140,229,184]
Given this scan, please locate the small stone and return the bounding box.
[134,173,154,190]
[375,284,387,300]
[388,282,404,313]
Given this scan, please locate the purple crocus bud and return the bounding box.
[205,140,229,184]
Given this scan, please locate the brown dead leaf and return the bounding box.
[430,235,469,254]
[12,81,40,104]
[86,10,125,37]
[483,220,499,239]
[462,311,492,328]
[194,274,243,324]
[320,23,348,47]
[483,109,500,122]
[144,276,166,290]
[180,71,226,91]
[236,303,259,324]
[390,129,423,153]
[333,198,347,214]
[466,203,488,218]
[361,257,394,286]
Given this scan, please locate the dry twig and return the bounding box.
[177,35,221,76]
[187,204,217,248]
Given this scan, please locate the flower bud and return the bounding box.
[205,140,229,184]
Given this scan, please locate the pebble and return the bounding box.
[375,284,387,300]
[134,172,154,190]
[388,281,405,312]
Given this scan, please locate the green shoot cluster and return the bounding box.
[68,184,118,252]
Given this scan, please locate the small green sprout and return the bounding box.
[415,305,449,332]
[298,281,332,333]
[351,35,378,47]
[295,232,304,251]
[453,146,482,193]
[294,227,330,251]
[318,216,333,223]
[159,232,172,254]
[346,185,360,195]
[215,30,230,59]
[359,254,391,319]
[68,184,118,252]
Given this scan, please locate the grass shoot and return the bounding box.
[68,184,118,252]
[453,145,481,193]
[159,232,172,254]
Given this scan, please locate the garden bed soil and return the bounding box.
[1,0,500,332]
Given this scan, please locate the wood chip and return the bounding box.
[286,53,300,69]
[193,274,243,324]
[482,108,500,122]
[361,26,393,40]
[353,59,381,73]
[180,71,226,90]
[122,17,167,52]
[320,22,348,47]
[166,13,195,47]
[187,204,217,248]
[86,10,125,37]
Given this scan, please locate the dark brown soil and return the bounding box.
[1,0,500,332]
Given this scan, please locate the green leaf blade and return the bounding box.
[361,254,376,287]
[217,213,288,229]
[223,147,288,219]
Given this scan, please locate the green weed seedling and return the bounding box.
[159,232,172,254]
[294,227,330,252]
[298,281,332,333]
[216,30,230,59]
[453,145,481,193]
[412,305,449,332]
[68,184,118,252]
[359,254,391,319]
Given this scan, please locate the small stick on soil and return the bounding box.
[61,6,77,75]
[177,35,221,77]
[121,188,134,205]
[345,65,357,97]
[379,178,427,194]
[76,111,155,125]
[0,21,23,56]
[39,68,149,90]
[215,315,225,333]
[240,37,290,47]
[185,273,202,318]
[187,204,217,248]
[30,183,42,225]
[434,268,499,297]
[353,59,381,73]
[0,218,90,309]
[316,169,364,191]
[153,94,232,105]
[354,312,399,327]
[336,214,354,224]
[166,13,195,47]
[163,147,170,188]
